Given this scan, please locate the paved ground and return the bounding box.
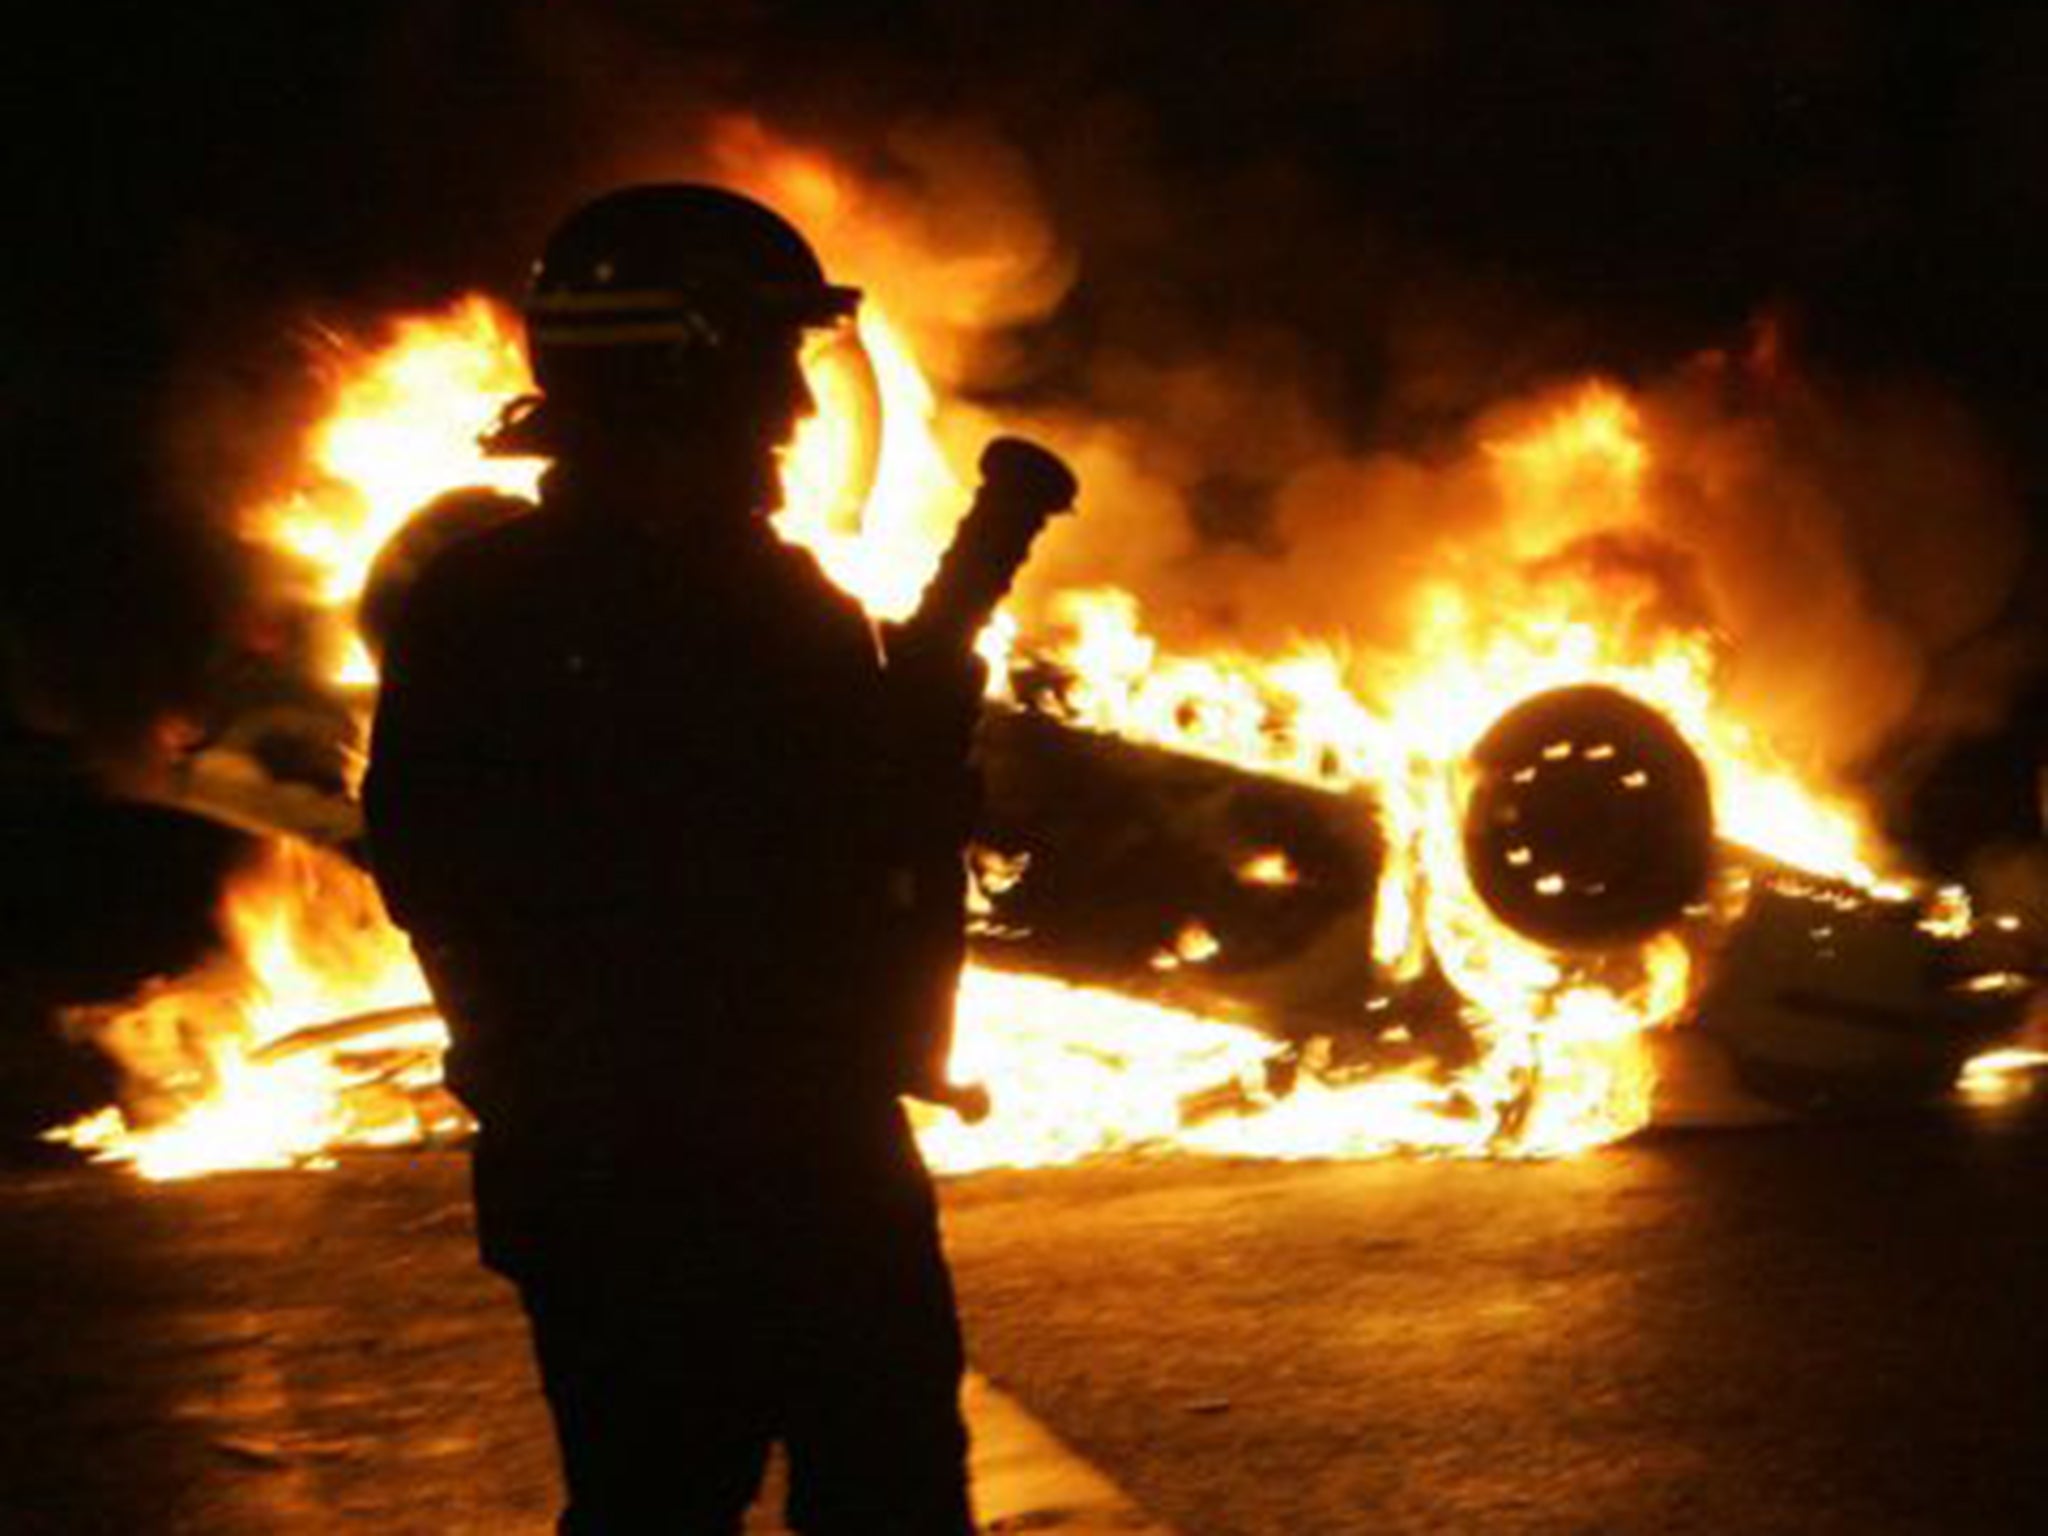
[946,1095,2048,1536]
[2,1089,2045,1534]
[0,1156,1167,1535]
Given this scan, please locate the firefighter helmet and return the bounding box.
[523,183,860,393]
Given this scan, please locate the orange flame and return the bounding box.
[255,298,545,687]
[52,159,2020,1179]
[55,842,454,1180]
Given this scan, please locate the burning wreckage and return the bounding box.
[51,287,2048,1182]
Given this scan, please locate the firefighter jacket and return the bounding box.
[361,480,964,1163]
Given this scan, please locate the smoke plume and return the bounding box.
[10,0,2045,845]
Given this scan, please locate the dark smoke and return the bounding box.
[9,0,2048,852]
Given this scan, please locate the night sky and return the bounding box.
[6,1,2048,1129]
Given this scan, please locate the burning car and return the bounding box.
[47,221,2046,1181]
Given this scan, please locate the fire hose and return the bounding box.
[882,438,1078,1121]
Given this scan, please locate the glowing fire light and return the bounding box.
[55,842,453,1181]
[257,298,545,686]
[1955,1047,2048,1107]
[53,264,2023,1180]
[1236,851,1299,888]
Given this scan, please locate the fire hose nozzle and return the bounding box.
[896,437,1078,661]
[978,436,1079,517]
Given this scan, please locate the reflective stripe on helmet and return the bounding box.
[527,280,860,330]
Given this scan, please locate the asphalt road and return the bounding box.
[2,1093,2044,1534]
[947,1098,2048,1535]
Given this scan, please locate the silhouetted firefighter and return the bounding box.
[361,184,1074,1535]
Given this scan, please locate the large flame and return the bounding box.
[57,842,454,1181]
[52,170,2033,1179]
[258,298,546,687]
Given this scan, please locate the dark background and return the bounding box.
[6,0,2048,1138]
